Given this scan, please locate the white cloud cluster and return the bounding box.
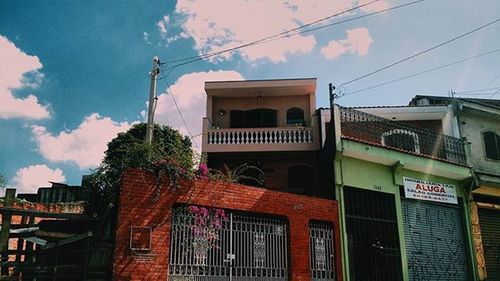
[154,70,244,150]
[0,35,50,120]
[13,164,65,194]
[31,113,133,169]
[170,0,385,62]
[321,27,373,60]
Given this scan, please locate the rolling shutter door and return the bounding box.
[478,208,500,281]
[402,200,470,281]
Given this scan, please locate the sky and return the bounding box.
[1,0,500,194]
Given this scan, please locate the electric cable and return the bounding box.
[340,47,500,97]
[162,0,425,79]
[340,17,500,87]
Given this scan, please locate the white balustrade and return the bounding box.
[207,127,314,145]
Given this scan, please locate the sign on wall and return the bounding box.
[403,177,458,204]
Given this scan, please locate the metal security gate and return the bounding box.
[344,187,403,281]
[309,221,336,281]
[402,199,470,281]
[168,207,289,280]
[478,207,500,281]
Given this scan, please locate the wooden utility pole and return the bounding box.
[145,56,161,145]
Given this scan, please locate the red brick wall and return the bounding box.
[113,168,342,281]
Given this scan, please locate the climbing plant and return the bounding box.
[87,123,195,214]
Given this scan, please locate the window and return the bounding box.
[230,109,277,128]
[381,129,420,154]
[234,164,265,187]
[483,131,500,160]
[286,107,305,126]
[288,164,313,195]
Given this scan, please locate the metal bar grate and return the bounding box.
[169,206,289,280]
[309,221,336,281]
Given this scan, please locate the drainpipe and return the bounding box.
[329,83,337,199]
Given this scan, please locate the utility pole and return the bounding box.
[145,56,161,145]
[328,83,337,200]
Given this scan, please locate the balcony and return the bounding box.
[202,118,320,153]
[339,107,467,165]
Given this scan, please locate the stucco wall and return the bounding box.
[460,109,500,175]
[212,95,311,128]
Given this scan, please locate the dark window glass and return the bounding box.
[230,110,246,128]
[230,109,277,128]
[483,131,500,160]
[287,107,305,126]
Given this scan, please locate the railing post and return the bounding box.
[0,189,15,276]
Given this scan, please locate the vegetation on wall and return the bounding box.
[88,123,195,214]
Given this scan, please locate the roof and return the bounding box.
[205,78,317,98]
[410,95,500,111]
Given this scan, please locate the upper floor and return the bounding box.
[202,78,320,153]
[410,95,500,181]
[320,104,468,168]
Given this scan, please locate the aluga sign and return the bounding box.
[403,177,458,204]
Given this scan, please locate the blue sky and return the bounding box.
[1,0,500,193]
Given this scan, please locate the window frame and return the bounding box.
[381,129,421,154]
[286,107,305,126]
[482,130,500,161]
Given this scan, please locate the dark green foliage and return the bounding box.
[88,123,194,214]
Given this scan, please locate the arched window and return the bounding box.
[381,129,420,154]
[483,131,500,160]
[234,164,265,188]
[286,107,305,126]
[288,164,313,195]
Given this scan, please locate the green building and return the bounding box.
[320,104,477,281]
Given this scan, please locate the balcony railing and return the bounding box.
[339,107,467,165]
[202,118,319,152]
[208,127,314,145]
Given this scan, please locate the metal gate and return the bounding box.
[344,187,403,281]
[168,207,289,280]
[309,221,336,281]
[478,207,500,281]
[402,199,470,281]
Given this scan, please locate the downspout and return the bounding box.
[329,83,337,193]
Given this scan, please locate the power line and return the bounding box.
[488,88,500,98]
[340,17,500,87]
[162,0,425,79]
[164,0,380,64]
[157,64,200,149]
[340,47,500,97]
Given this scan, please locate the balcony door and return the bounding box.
[230,108,277,128]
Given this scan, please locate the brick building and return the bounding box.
[112,78,343,280]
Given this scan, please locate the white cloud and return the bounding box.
[157,15,169,37]
[13,164,65,194]
[154,70,244,151]
[173,0,362,63]
[171,0,387,63]
[31,113,133,169]
[321,27,373,59]
[143,32,152,44]
[0,35,50,120]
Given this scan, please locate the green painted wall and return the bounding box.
[335,140,477,281]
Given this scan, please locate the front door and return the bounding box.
[344,187,403,281]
